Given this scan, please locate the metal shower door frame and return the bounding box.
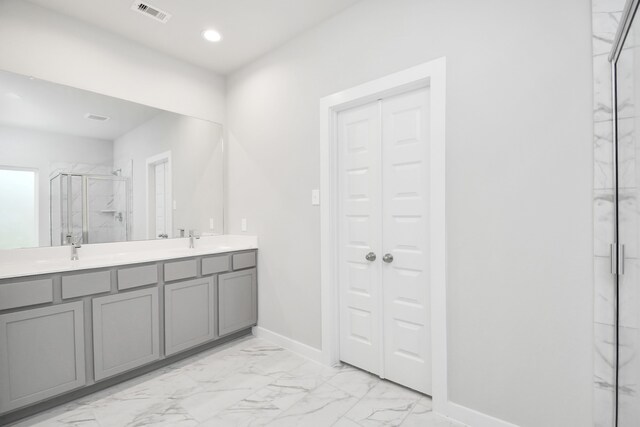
[53,172,130,245]
[609,0,640,424]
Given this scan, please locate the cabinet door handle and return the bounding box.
[365,252,377,262]
[383,253,394,263]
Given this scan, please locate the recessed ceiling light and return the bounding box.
[202,29,222,43]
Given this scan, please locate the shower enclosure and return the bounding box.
[50,173,130,245]
[610,0,640,425]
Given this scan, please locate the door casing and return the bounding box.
[320,57,520,427]
[335,88,433,394]
[321,58,446,407]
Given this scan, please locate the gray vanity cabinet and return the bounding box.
[0,302,85,413]
[218,268,257,336]
[164,277,216,356]
[92,288,160,381]
[0,249,258,423]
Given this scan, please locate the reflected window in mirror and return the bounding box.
[0,167,38,249]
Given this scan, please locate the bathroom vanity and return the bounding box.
[0,58,249,425]
[0,236,258,424]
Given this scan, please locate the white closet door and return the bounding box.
[381,88,432,394]
[337,101,382,374]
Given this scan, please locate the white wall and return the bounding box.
[226,0,593,426]
[0,0,225,124]
[0,125,113,246]
[113,112,224,241]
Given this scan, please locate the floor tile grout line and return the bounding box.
[269,365,361,424]
[195,351,339,425]
[323,364,432,426]
[328,379,379,427]
[395,397,422,426]
[327,388,366,427]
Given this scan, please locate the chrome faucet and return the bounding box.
[189,230,200,248]
[70,239,81,261]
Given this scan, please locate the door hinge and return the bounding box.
[610,243,625,275]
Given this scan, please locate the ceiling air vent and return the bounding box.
[131,1,172,23]
[84,113,110,122]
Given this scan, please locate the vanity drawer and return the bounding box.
[117,264,158,290]
[0,278,53,311]
[62,271,111,299]
[232,252,256,270]
[202,255,230,275]
[164,259,197,282]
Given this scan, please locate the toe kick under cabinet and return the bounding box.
[0,249,257,422]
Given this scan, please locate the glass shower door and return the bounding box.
[51,173,129,245]
[58,174,84,245]
[615,2,640,425]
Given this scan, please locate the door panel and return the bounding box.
[0,302,85,413]
[616,9,640,425]
[381,88,432,394]
[338,101,381,374]
[218,269,257,336]
[337,88,432,394]
[165,277,216,356]
[92,288,160,381]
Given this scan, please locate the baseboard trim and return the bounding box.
[251,326,323,363]
[442,401,520,427]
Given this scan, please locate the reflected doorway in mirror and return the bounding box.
[145,151,172,240]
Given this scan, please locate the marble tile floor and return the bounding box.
[11,336,464,427]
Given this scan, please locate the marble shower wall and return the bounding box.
[592,1,626,426]
[112,158,133,242]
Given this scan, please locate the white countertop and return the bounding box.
[0,235,258,280]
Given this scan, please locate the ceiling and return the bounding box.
[26,0,361,74]
[0,70,161,140]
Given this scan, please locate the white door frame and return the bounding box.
[320,58,518,427]
[145,151,172,240]
[320,57,447,409]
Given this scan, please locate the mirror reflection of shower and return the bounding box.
[50,172,130,245]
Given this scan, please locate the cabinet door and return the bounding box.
[93,288,159,381]
[0,302,85,413]
[165,277,216,356]
[218,268,257,336]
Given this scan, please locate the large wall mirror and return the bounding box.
[0,69,224,249]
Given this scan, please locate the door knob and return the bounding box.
[383,253,394,263]
[365,252,377,262]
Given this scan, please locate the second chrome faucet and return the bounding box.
[70,239,81,261]
[188,230,200,248]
